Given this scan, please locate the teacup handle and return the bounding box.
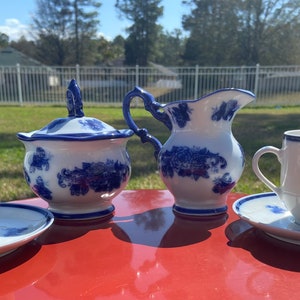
[252,146,281,194]
[123,86,172,159]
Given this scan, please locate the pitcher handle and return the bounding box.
[123,86,172,159]
[252,146,281,194]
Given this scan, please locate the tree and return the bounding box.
[155,29,186,65]
[72,0,101,64]
[32,0,101,65]
[115,0,163,66]
[182,0,300,66]
[10,36,37,58]
[182,0,241,66]
[238,0,300,65]
[0,33,9,48]
[32,0,72,65]
[93,35,125,65]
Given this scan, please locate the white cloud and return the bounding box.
[0,19,32,41]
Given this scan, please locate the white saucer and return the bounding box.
[232,192,300,245]
[0,203,54,257]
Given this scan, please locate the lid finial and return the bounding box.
[66,79,84,117]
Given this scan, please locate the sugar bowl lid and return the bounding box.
[17,79,134,141]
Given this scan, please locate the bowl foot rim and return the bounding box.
[49,205,115,221]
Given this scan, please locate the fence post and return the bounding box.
[135,65,139,86]
[76,64,80,84]
[254,63,260,102]
[16,63,23,106]
[194,64,199,99]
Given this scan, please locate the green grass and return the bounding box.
[1,105,299,201]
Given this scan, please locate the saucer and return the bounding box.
[232,192,300,245]
[0,203,54,257]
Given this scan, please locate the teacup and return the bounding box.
[252,129,300,223]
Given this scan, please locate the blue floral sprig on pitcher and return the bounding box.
[168,103,193,128]
[212,173,235,194]
[160,146,227,180]
[211,99,240,121]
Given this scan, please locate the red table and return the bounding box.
[1,190,300,299]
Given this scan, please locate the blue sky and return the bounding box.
[0,0,189,41]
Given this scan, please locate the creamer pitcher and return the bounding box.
[123,87,255,217]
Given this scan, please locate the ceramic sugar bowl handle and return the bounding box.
[252,146,281,194]
[122,86,172,159]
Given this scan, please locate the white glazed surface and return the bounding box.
[157,90,253,215]
[18,79,133,219]
[160,131,243,211]
[252,129,300,224]
[22,139,131,218]
[123,88,255,216]
[0,203,54,256]
[233,192,300,245]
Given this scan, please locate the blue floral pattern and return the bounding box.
[212,99,240,121]
[266,205,286,214]
[168,103,193,128]
[57,160,130,196]
[24,168,31,184]
[212,173,235,194]
[30,147,50,172]
[160,146,235,194]
[78,119,107,131]
[160,146,223,177]
[1,227,29,237]
[33,176,53,200]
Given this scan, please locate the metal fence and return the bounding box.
[1,63,300,106]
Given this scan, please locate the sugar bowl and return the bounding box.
[17,79,133,220]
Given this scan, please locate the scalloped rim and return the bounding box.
[162,87,256,107]
[17,129,134,141]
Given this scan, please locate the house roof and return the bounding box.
[0,46,43,66]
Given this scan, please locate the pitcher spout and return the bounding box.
[208,88,255,121]
[163,88,255,132]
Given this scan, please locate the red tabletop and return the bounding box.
[1,190,300,299]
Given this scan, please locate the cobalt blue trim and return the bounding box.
[163,87,255,106]
[284,134,300,142]
[17,129,134,141]
[234,192,277,212]
[0,203,54,224]
[173,204,227,216]
[51,205,115,220]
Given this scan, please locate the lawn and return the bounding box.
[1,105,299,201]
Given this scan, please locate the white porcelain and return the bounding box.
[233,192,300,245]
[123,87,255,217]
[0,203,54,256]
[18,79,134,220]
[252,130,300,224]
